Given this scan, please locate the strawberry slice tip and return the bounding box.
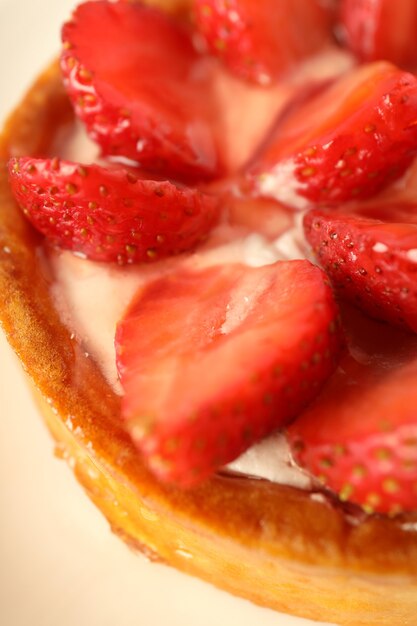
[115,260,343,487]
[61,0,222,181]
[8,157,219,264]
[303,206,417,333]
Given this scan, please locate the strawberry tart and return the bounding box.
[1,1,417,625]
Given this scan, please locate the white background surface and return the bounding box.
[0,1,336,624]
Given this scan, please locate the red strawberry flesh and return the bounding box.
[195,0,334,85]
[8,157,219,264]
[340,0,417,68]
[288,305,417,514]
[303,206,417,332]
[250,62,417,206]
[61,0,222,180]
[115,260,342,487]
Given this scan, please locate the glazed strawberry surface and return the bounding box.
[9,0,417,514]
[251,62,417,206]
[61,1,222,180]
[288,305,417,515]
[8,157,220,264]
[195,0,335,85]
[115,260,341,486]
[304,207,417,333]
[340,0,417,68]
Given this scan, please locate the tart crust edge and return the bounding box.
[1,56,417,626]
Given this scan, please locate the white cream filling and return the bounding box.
[226,433,313,489]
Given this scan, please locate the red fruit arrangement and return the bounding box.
[2,1,417,625]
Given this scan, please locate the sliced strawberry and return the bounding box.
[194,0,334,85]
[288,305,417,515]
[61,0,222,181]
[340,0,417,68]
[115,260,342,487]
[250,62,417,207]
[8,157,219,264]
[304,205,417,332]
[207,44,353,175]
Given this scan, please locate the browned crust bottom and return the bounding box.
[1,58,417,626]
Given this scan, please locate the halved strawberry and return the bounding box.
[115,260,342,487]
[340,0,417,68]
[194,0,334,85]
[303,205,417,332]
[8,157,219,264]
[61,0,222,181]
[250,62,417,207]
[288,305,417,515]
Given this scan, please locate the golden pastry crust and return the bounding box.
[1,60,417,626]
[143,0,191,12]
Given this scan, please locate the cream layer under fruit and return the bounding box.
[48,47,356,490]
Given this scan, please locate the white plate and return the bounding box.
[0,2,337,625]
